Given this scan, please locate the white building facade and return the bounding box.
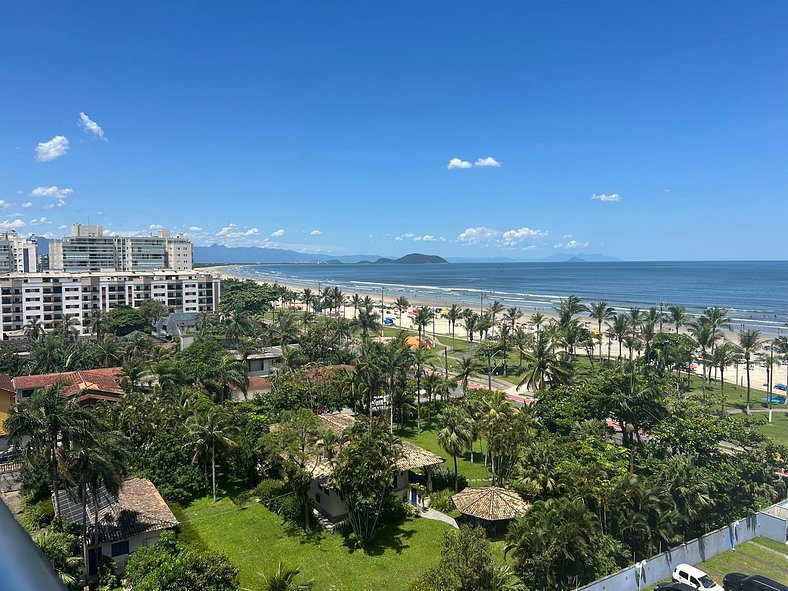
[0,270,219,336]
[49,224,193,272]
[0,232,37,274]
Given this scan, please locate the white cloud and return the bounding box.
[216,224,259,238]
[78,112,106,140]
[457,226,499,244]
[397,232,445,242]
[501,227,548,246]
[30,217,51,226]
[43,199,67,210]
[149,224,163,230]
[21,202,33,208]
[474,156,502,167]
[188,226,202,232]
[565,240,589,249]
[309,229,321,236]
[271,228,285,237]
[0,200,11,210]
[35,135,70,162]
[58,224,67,230]
[30,186,73,199]
[0,219,26,229]
[591,193,620,202]
[448,157,472,170]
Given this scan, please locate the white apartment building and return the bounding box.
[49,224,193,272]
[0,271,219,337]
[0,232,38,274]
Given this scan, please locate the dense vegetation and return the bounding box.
[3,279,787,590]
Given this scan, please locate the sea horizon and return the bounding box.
[220,260,788,337]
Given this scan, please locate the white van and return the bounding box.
[672,564,724,591]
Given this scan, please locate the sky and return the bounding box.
[2,1,788,260]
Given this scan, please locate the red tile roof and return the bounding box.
[231,375,272,392]
[0,373,14,392]
[13,368,124,400]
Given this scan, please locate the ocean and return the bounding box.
[222,261,788,335]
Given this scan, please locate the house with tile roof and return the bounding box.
[5,367,124,407]
[278,412,444,521]
[54,477,178,575]
[0,374,14,436]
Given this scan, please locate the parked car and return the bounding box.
[656,583,697,591]
[723,573,788,591]
[673,564,724,591]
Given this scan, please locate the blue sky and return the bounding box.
[2,1,787,260]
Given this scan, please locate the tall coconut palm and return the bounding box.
[394,296,410,327]
[410,344,436,427]
[609,314,628,360]
[738,329,763,415]
[487,300,505,334]
[461,310,479,345]
[412,306,433,341]
[517,335,571,392]
[446,304,462,344]
[587,302,615,362]
[504,306,523,331]
[24,317,45,340]
[437,405,473,491]
[688,317,714,392]
[668,305,687,334]
[711,340,742,415]
[350,293,362,319]
[555,295,586,328]
[186,405,239,502]
[211,353,249,402]
[454,356,478,394]
[67,430,129,584]
[352,308,381,343]
[6,384,98,516]
[530,312,545,332]
[301,288,313,313]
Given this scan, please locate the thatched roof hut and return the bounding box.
[452,487,530,521]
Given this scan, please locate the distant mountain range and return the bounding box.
[194,245,617,265]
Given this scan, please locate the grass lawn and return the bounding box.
[397,423,492,483]
[750,411,788,447]
[646,538,788,590]
[181,498,451,591]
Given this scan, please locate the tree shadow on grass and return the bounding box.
[282,522,327,546]
[340,517,419,557]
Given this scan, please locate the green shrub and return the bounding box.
[380,493,410,524]
[97,554,121,590]
[21,497,54,530]
[430,467,467,492]
[254,478,288,513]
[428,489,454,513]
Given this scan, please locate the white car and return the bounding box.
[672,564,724,591]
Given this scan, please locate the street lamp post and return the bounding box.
[380,286,385,326]
[480,292,488,316]
[768,339,775,423]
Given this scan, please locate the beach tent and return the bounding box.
[405,336,433,350]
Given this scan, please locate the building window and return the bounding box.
[111,540,130,557]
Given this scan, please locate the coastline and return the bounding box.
[204,264,784,395]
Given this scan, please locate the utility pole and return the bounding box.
[380,286,385,325]
[480,292,487,315]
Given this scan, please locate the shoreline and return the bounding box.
[204,264,785,395]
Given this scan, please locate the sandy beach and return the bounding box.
[204,265,784,396]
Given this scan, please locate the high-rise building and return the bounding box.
[0,270,220,337]
[0,232,38,274]
[49,225,193,272]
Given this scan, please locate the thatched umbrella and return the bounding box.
[452,487,530,521]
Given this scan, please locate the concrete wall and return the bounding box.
[100,529,166,572]
[576,502,788,591]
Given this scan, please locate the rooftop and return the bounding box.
[452,486,531,521]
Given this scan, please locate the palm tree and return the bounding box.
[517,335,571,392]
[446,304,462,344]
[711,340,742,415]
[5,384,97,516]
[738,329,763,415]
[258,563,314,591]
[301,288,313,313]
[186,405,239,502]
[211,353,249,402]
[222,310,254,346]
[68,430,129,584]
[688,318,714,392]
[609,314,628,360]
[530,312,545,332]
[487,300,505,334]
[555,295,585,328]
[350,293,362,319]
[412,306,433,341]
[24,317,45,340]
[437,405,473,491]
[668,305,687,334]
[352,308,381,342]
[394,296,410,327]
[587,302,615,362]
[461,311,479,346]
[503,306,523,332]
[411,344,436,427]
[454,356,478,394]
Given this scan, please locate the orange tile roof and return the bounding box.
[13,368,124,399]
